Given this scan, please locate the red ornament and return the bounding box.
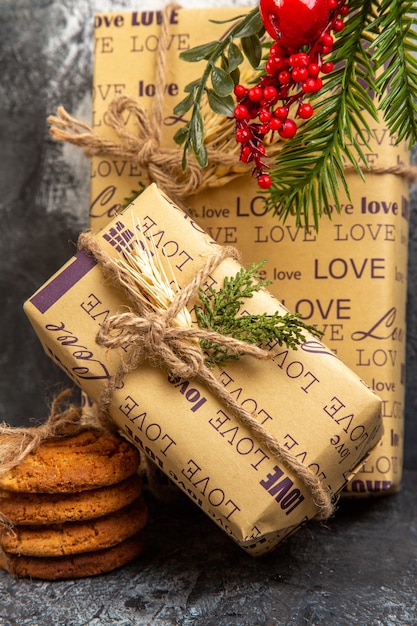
[259,0,332,48]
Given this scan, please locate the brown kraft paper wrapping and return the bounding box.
[24,184,383,555]
[82,6,409,497]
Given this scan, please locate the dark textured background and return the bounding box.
[0,2,416,624]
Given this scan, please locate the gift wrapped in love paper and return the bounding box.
[24,184,382,555]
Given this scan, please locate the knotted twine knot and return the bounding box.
[79,231,335,520]
[49,95,207,210]
[100,309,208,381]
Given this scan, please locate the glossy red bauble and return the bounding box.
[259,0,332,48]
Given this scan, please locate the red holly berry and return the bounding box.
[258,174,273,189]
[248,86,263,102]
[279,119,297,138]
[302,78,319,93]
[297,102,314,119]
[234,105,249,120]
[240,146,253,163]
[308,63,320,77]
[292,67,308,82]
[259,109,272,122]
[234,84,247,98]
[278,70,291,84]
[321,61,334,73]
[274,106,288,119]
[269,117,283,131]
[259,0,333,48]
[263,85,278,101]
[270,43,287,56]
[266,56,284,74]
[235,127,252,143]
[320,33,334,48]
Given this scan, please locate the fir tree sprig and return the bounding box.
[369,0,417,146]
[195,260,322,367]
[123,181,146,208]
[174,1,417,229]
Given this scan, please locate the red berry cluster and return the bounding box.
[234,0,349,189]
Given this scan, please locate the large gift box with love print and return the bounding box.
[24,184,382,555]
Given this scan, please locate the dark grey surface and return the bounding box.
[0,1,417,624]
[0,470,416,626]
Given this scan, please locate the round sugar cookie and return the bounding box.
[0,497,147,557]
[0,429,140,493]
[0,474,142,525]
[0,531,145,580]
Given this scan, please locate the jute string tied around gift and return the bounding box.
[78,231,335,520]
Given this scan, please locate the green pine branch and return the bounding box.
[370,0,417,147]
[195,261,322,368]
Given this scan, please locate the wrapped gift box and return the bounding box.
[24,184,382,555]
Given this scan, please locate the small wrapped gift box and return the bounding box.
[24,184,382,555]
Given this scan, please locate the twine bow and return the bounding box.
[79,231,335,520]
[49,96,209,209]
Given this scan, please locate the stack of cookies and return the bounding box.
[0,429,147,579]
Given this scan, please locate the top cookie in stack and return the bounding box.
[0,428,148,580]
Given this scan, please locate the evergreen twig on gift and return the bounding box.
[109,228,320,368]
[194,260,322,368]
[370,0,417,144]
[174,0,417,228]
